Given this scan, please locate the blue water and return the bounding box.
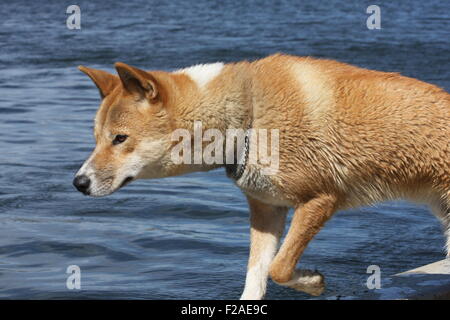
[0,0,448,299]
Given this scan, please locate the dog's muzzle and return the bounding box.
[119,176,134,188]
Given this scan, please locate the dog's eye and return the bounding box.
[113,134,128,145]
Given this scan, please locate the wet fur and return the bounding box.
[76,54,450,299]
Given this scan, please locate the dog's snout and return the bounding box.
[73,175,91,195]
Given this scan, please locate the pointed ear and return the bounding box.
[114,62,158,101]
[78,66,118,99]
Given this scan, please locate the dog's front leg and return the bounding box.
[269,194,337,296]
[240,196,288,300]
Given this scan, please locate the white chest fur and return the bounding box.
[235,164,293,207]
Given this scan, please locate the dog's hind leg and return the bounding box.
[240,196,288,300]
[430,191,450,257]
[269,194,337,296]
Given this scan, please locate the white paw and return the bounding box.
[281,269,325,296]
[240,292,263,300]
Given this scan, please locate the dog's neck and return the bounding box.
[172,61,253,133]
[168,61,253,175]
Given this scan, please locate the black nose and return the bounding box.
[73,175,91,194]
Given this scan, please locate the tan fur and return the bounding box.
[76,53,450,299]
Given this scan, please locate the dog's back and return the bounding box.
[249,54,449,216]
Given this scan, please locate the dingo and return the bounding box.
[74,54,450,299]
